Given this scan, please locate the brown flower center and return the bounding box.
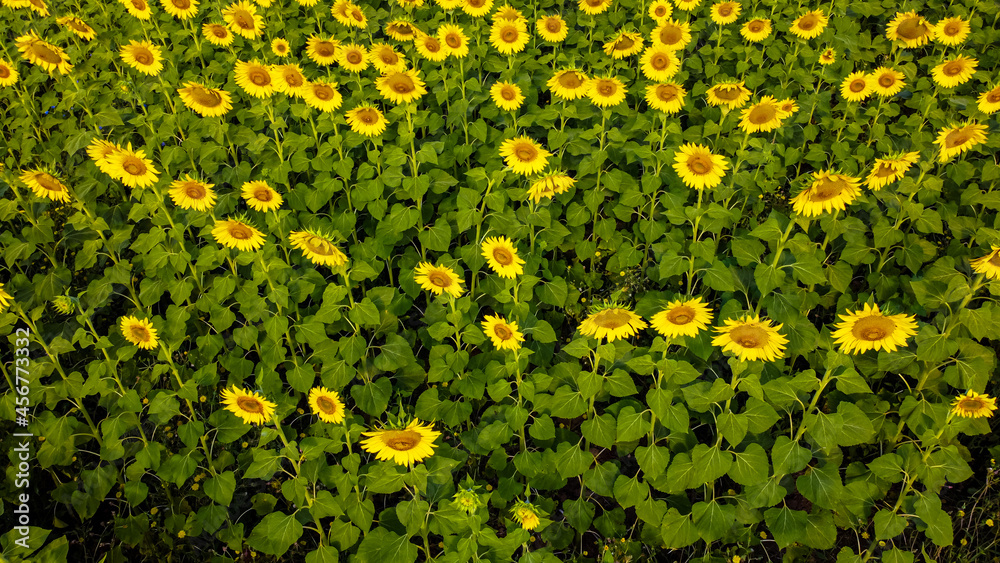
[717,4,733,16]
[67,19,90,32]
[0,66,9,79]
[944,129,971,148]
[130,325,150,341]
[943,22,961,36]
[350,8,364,21]
[131,0,147,9]
[302,236,336,256]
[423,38,441,52]
[180,182,205,199]
[355,108,378,124]
[546,18,562,32]
[275,43,287,53]
[122,156,146,176]
[810,176,849,201]
[492,247,514,265]
[659,24,682,45]
[387,73,416,94]
[988,252,1000,267]
[986,89,1000,104]
[133,47,154,65]
[667,306,695,325]
[872,163,898,179]
[729,325,768,349]
[712,85,742,101]
[514,144,537,162]
[236,396,264,413]
[315,42,335,57]
[614,36,635,50]
[429,272,452,288]
[189,86,224,107]
[228,223,253,240]
[501,26,519,42]
[253,187,273,201]
[35,173,65,192]
[501,86,516,100]
[315,84,337,100]
[850,316,894,341]
[171,0,191,8]
[878,73,897,88]
[896,16,928,40]
[282,69,304,87]
[379,49,399,64]
[585,0,603,6]
[596,79,616,96]
[234,10,255,30]
[796,13,818,31]
[212,26,228,38]
[381,430,421,451]
[687,154,713,175]
[849,79,867,93]
[747,20,765,33]
[656,84,678,102]
[389,24,415,36]
[558,72,583,88]
[957,397,985,411]
[651,53,671,70]
[942,61,964,76]
[493,323,513,340]
[748,103,777,124]
[30,42,64,65]
[316,395,339,414]
[347,50,364,63]
[593,309,632,329]
[249,68,271,86]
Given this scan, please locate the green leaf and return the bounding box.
[691,500,735,543]
[615,407,649,443]
[874,508,908,540]
[717,412,748,446]
[396,499,430,536]
[247,512,304,557]
[305,545,340,563]
[351,377,392,416]
[914,494,953,547]
[660,508,699,548]
[796,464,844,510]
[613,475,650,508]
[355,527,418,563]
[564,499,595,533]
[836,402,876,446]
[690,444,733,485]
[204,471,236,506]
[771,436,812,475]
[728,443,769,486]
[580,413,617,449]
[636,445,670,477]
[802,510,836,549]
[764,506,808,549]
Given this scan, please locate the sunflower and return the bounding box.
[528,172,575,203]
[223,1,264,39]
[368,43,407,72]
[499,136,551,175]
[120,40,164,76]
[338,45,369,73]
[818,47,836,65]
[481,314,525,351]
[213,217,266,251]
[57,16,97,40]
[935,122,988,162]
[648,0,672,22]
[203,23,235,46]
[931,56,978,89]
[241,180,282,212]
[674,0,699,10]
[604,31,645,59]
[650,297,714,339]
[738,96,785,133]
[493,4,525,22]
[490,20,530,54]
[303,81,344,112]
[121,0,152,19]
[20,169,71,202]
[587,76,628,108]
[639,46,679,82]
[548,70,590,100]
[24,0,49,15]
[578,0,612,15]
[385,20,420,40]
[512,501,541,530]
[934,17,969,46]
[0,60,18,87]
[177,81,234,116]
[536,15,568,42]
[160,0,198,19]
[740,18,771,42]
[673,144,728,189]
[221,386,276,425]
[86,139,122,176]
[490,81,524,111]
[709,2,740,25]
[951,391,997,419]
[777,98,798,115]
[460,0,494,17]
[120,316,159,349]
[840,71,873,102]
[15,31,73,75]
[394,0,425,9]
[886,11,932,48]
[790,171,862,217]
[978,86,1000,114]
[414,34,448,62]
[438,25,470,58]
[109,144,159,188]
[713,315,787,362]
[705,81,751,108]
[169,175,217,211]
[306,36,340,65]
[481,236,524,278]
[376,69,427,104]
[346,105,388,137]
[969,247,1000,280]
[0,284,11,311]
[271,38,290,57]
[578,305,648,342]
[652,19,692,51]
[646,82,686,114]
[308,387,346,423]
[273,64,308,97]
[233,60,275,98]
[289,230,348,267]
[831,303,918,354]
[865,151,919,190]
[789,9,827,39]
[414,262,464,297]
[361,419,441,467]
[436,0,461,8]
[332,1,367,28]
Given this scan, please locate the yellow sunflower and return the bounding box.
[376,69,427,104]
[366,44,405,73]
[461,0,494,17]
[481,314,525,351]
[221,386,276,425]
[536,15,568,42]
[579,305,648,342]
[865,151,919,190]
[331,0,366,28]
[831,303,918,354]
[271,38,290,57]
[709,2,740,25]
[931,56,978,89]
[528,172,575,203]
[933,17,970,46]
[650,297,714,339]
[57,16,97,41]
[177,81,233,116]
[840,71,873,102]
[648,0,673,23]
[578,0,613,15]
[713,315,787,362]
[740,18,771,42]
[673,0,699,10]
[951,391,997,419]
[273,64,308,97]
[121,0,152,20]
[512,501,541,530]
[22,0,49,16]
[414,262,464,297]
[306,36,340,66]
[436,0,462,8]
[640,46,680,81]
[0,60,19,87]
[978,86,1000,114]
[222,1,264,39]
[86,139,122,176]
[385,20,420,40]
[15,31,73,75]
[438,25,470,58]
[493,3,524,21]
[120,316,158,349]
[109,144,160,188]
[308,387,346,423]
[212,217,266,251]
[19,169,71,202]
[346,105,388,137]
[481,236,524,278]
[361,419,441,467]
[777,98,798,115]
[490,20,530,54]
[705,81,751,108]
[241,180,283,212]
[587,76,627,108]
[490,81,524,111]
[120,40,164,76]
[288,230,348,267]
[935,122,988,163]
[339,43,370,71]
[499,136,552,176]
[604,31,644,59]
[970,247,1000,280]
[673,144,729,189]
[652,19,692,51]
[739,96,784,133]
[234,60,275,98]
[818,47,836,65]
[789,10,827,39]
[886,11,932,48]
[160,0,198,19]
[0,284,11,311]
[548,70,589,100]
[202,23,235,46]
[414,34,448,62]
[790,171,862,217]
[169,175,217,211]
[645,82,686,114]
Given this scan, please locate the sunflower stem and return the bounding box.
[791,368,834,443]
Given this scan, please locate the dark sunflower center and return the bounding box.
[236,396,264,413]
[945,130,970,148]
[655,6,666,16]
[878,74,896,88]
[123,157,145,176]
[283,70,304,87]
[384,430,420,451]
[347,50,363,63]
[184,182,206,198]
[989,253,1000,267]
[850,79,867,92]
[558,72,583,88]
[585,0,602,6]
[651,53,671,70]
[615,36,635,50]
[424,38,441,52]
[514,145,537,161]
[811,177,848,201]
[501,87,516,100]
[687,155,713,174]
[492,247,513,265]
[357,109,378,123]
[389,75,415,93]
[730,325,767,348]
[493,324,513,339]
[546,19,561,32]
[212,26,228,38]
[667,306,695,325]
[250,69,270,86]
[594,309,631,329]
[228,223,253,239]
[717,4,732,16]
[69,20,90,32]
[171,0,190,8]
[31,43,64,64]
[896,16,928,40]
[659,25,682,44]
[316,396,339,414]
[429,272,452,287]
[131,0,147,9]
[380,50,399,63]
[316,43,335,57]
[235,11,254,29]
[873,163,897,178]
[134,49,153,65]
[253,187,273,201]
[597,81,616,96]
[988,90,1000,103]
[797,13,818,30]
[36,174,64,192]
[468,0,485,7]
[351,8,363,21]
[502,27,518,42]
[656,85,678,101]
[748,20,764,32]
[190,86,223,106]
[943,61,963,76]
[749,104,777,124]
[131,326,150,340]
[943,22,961,36]
[0,66,9,78]
[713,86,741,100]
[851,316,894,341]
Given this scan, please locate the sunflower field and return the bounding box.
[3,0,1000,560]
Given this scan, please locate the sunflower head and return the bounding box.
[951,391,998,419]
[360,418,442,467]
[221,385,277,425]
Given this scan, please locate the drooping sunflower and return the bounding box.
[499,136,551,176]
[740,18,771,42]
[385,20,420,41]
[713,315,787,362]
[271,38,290,57]
[490,20,530,54]
[865,151,919,190]
[578,0,613,15]
[951,391,998,419]
[346,105,388,137]
[978,86,1000,114]
[512,501,541,530]
[414,34,448,62]
[460,0,494,17]
[20,169,71,202]
[0,60,19,87]
[338,43,370,71]
[57,16,97,40]
[528,172,575,203]
[306,36,340,66]
[120,40,164,76]
[332,0,367,28]
[15,31,73,74]
[414,262,465,297]
[790,171,862,217]
[673,144,729,189]
[86,139,122,176]
[288,230,348,267]
[273,64,308,97]
[360,419,441,467]
[481,236,524,278]
[789,9,827,39]
[481,314,525,351]
[650,297,714,339]
[234,60,275,98]
[308,387,346,423]
[109,144,160,188]
[604,31,644,59]
[241,181,283,212]
[831,303,917,354]
[222,1,264,39]
[212,217,266,251]
[438,25,470,58]
[652,19,692,51]
[202,23,235,46]
[22,0,49,16]
[931,56,978,89]
[376,69,427,104]
[368,43,407,73]
[536,15,568,42]
[168,175,217,211]
[705,81,751,108]
[548,70,589,100]
[303,81,344,112]
[969,246,1000,280]
[935,122,988,162]
[120,316,159,349]
[0,284,11,311]
[739,96,785,133]
[121,0,152,19]
[177,81,233,116]
[646,82,686,114]
[933,17,969,46]
[886,11,932,48]
[818,47,836,65]
[640,46,680,81]
[490,81,524,111]
[587,76,628,108]
[578,305,648,343]
[648,0,672,22]
[221,386,276,425]
[160,0,198,19]
[840,71,873,102]
[709,2,740,25]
